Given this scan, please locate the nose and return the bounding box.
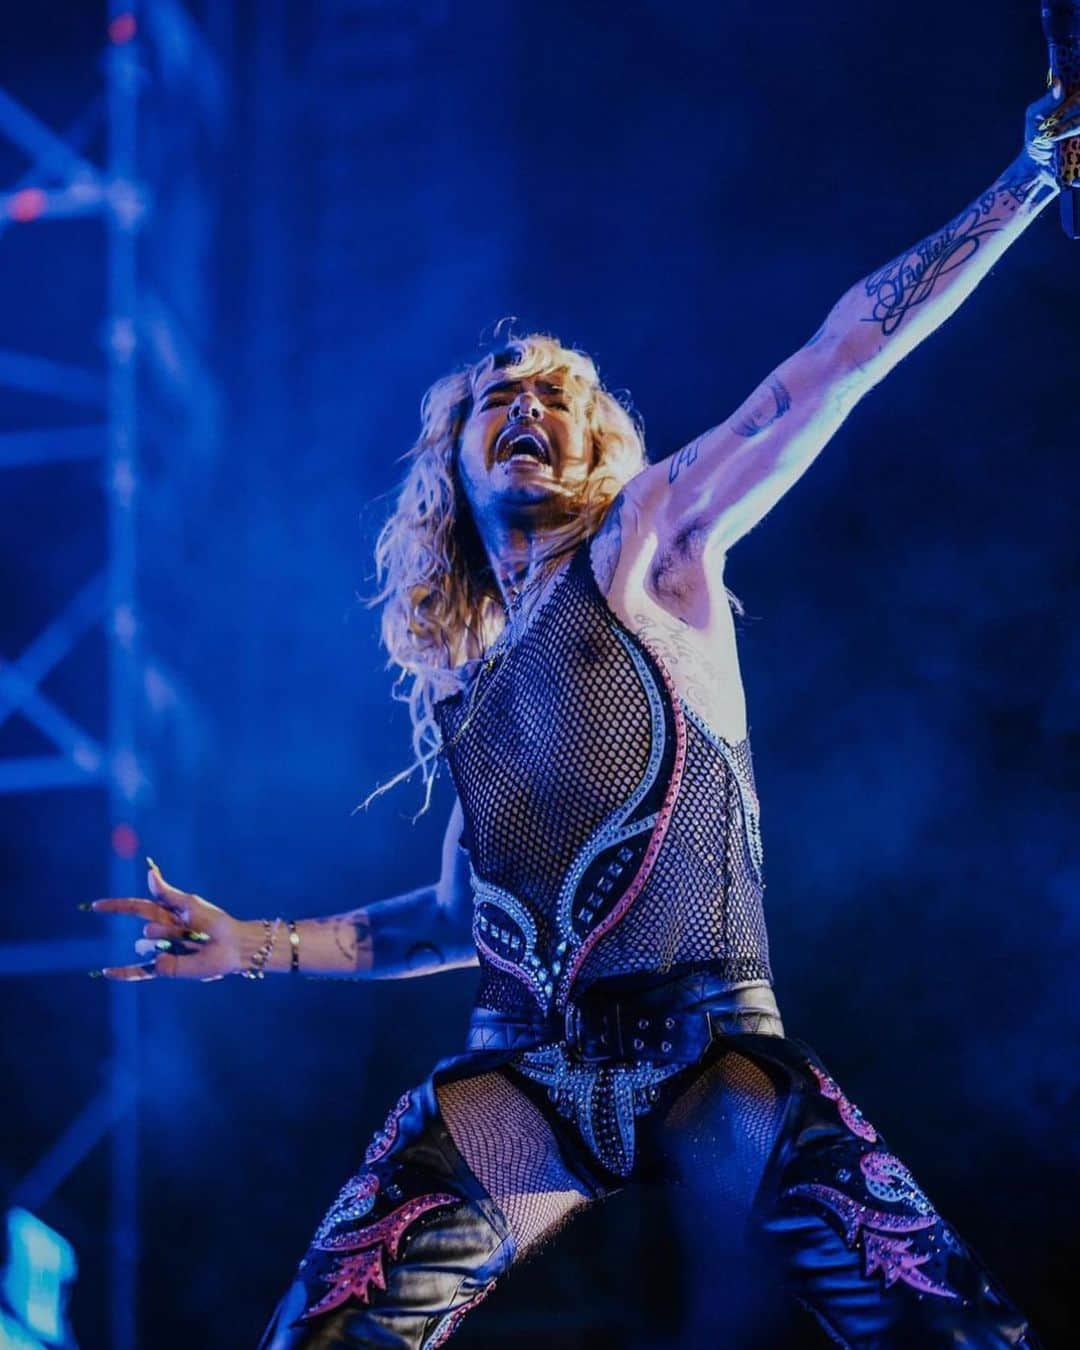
[508,391,544,422]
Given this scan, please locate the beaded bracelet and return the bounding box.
[287,919,300,974]
[242,917,281,979]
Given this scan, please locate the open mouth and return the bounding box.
[493,426,551,467]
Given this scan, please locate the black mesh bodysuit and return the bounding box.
[433,536,772,1025]
[263,535,1041,1349]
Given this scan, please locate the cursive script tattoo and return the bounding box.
[590,491,625,594]
[630,608,723,717]
[731,378,791,438]
[862,166,1045,338]
[667,434,705,484]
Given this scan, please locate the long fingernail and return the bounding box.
[88,969,104,978]
[77,902,96,911]
[146,855,161,873]
[185,930,211,944]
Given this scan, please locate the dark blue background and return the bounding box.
[1,2,1077,1345]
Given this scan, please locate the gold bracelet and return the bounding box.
[287,919,300,974]
[242,918,281,979]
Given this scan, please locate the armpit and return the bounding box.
[648,519,708,604]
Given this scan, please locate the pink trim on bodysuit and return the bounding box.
[559,634,688,1006]
[472,922,545,1004]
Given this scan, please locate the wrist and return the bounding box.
[236,917,284,976]
[1013,149,1060,201]
[253,918,301,974]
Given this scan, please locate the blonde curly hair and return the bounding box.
[363,331,648,814]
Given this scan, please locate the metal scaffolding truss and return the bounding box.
[0,4,224,1346]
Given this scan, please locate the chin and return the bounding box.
[501,483,554,507]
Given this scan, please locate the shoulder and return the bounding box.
[588,474,731,628]
[589,491,629,597]
[587,468,663,600]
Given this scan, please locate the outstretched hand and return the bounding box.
[1025,78,1080,174]
[89,859,250,981]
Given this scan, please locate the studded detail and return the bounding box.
[516,1042,682,1176]
[782,1181,957,1302]
[303,1192,461,1320]
[809,1063,879,1143]
[314,1172,380,1245]
[433,538,773,1025]
[364,1092,412,1165]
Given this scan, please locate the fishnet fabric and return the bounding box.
[577,720,771,989]
[660,1050,784,1211]
[436,1071,591,1257]
[434,540,772,1014]
[470,965,532,1017]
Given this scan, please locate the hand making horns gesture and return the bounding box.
[89,858,248,981]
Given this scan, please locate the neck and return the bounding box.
[476,514,575,609]
[491,530,554,608]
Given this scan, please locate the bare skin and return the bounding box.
[88,85,1077,980]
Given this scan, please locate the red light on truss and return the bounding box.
[8,188,46,222]
[108,13,137,44]
[111,823,139,860]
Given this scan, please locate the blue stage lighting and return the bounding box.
[1,1208,76,1347]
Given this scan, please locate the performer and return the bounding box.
[91,87,1076,1347]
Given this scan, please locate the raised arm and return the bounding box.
[90,799,478,981]
[626,87,1074,567]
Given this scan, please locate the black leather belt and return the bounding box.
[466,976,784,1061]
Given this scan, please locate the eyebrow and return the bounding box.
[478,378,566,399]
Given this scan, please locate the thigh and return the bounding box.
[646,1035,1042,1348]
[645,1038,792,1344]
[436,1068,596,1261]
[259,1064,598,1350]
[752,1041,1043,1349]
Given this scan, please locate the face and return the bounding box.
[455,369,594,524]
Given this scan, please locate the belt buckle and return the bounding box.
[565,1001,621,1063]
[564,1003,582,1051]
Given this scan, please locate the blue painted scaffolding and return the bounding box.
[0,4,224,1345]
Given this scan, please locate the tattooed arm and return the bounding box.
[822,155,1056,385]
[625,96,1066,572]
[259,798,477,979]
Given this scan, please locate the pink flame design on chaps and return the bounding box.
[789,1061,957,1300]
[364,1091,413,1165]
[303,1192,461,1320]
[303,1090,462,1321]
[808,1063,878,1143]
[783,1182,957,1300]
[427,1283,497,1348]
[859,1150,933,1212]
